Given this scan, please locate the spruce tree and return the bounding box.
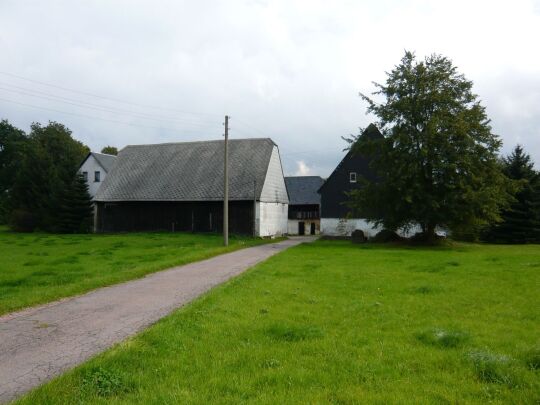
[483,145,540,243]
[57,173,94,233]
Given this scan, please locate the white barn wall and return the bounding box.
[256,145,289,236]
[321,218,381,237]
[288,219,320,235]
[256,202,288,237]
[321,218,425,238]
[260,146,289,203]
[79,156,106,198]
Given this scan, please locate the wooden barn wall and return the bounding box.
[96,201,254,235]
[320,151,378,218]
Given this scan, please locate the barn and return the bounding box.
[285,176,324,235]
[318,124,383,237]
[93,138,289,236]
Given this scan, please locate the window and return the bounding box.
[82,171,88,181]
[349,172,357,183]
[94,171,101,182]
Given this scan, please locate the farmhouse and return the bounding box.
[285,176,324,235]
[93,138,289,236]
[79,152,117,198]
[318,124,382,237]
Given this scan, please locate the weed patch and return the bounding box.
[265,324,324,342]
[411,285,439,294]
[469,350,519,386]
[81,367,130,397]
[416,328,469,348]
[523,346,540,370]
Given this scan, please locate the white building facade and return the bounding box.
[78,152,117,198]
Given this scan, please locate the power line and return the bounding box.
[0,96,220,134]
[0,85,218,129]
[0,70,222,118]
[0,81,218,126]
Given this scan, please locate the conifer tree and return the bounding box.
[56,173,94,233]
[483,145,540,243]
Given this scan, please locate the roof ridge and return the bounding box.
[91,152,117,157]
[124,137,273,148]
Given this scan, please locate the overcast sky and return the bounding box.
[1,0,539,176]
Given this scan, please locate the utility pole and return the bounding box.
[223,115,229,246]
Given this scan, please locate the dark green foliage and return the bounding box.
[348,52,514,240]
[483,145,540,243]
[0,120,28,223]
[370,229,403,243]
[56,173,94,233]
[100,146,118,155]
[5,120,90,232]
[9,209,38,232]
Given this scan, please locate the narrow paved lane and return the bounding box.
[0,237,314,403]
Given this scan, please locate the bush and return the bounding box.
[409,232,446,245]
[9,209,38,232]
[351,229,366,243]
[370,229,403,243]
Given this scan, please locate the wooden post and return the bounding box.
[223,115,229,246]
[253,179,256,237]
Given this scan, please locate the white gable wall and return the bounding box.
[256,145,288,236]
[256,202,288,237]
[259,145,288,203]
[79,156,106,198]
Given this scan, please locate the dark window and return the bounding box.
[82,171,88,181]
[94,171,101,182]
[349,172,357,183]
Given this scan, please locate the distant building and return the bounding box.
[93,138,289,236]
[78,152,117,198]
[318,124,382,237]
[285,176,324,235]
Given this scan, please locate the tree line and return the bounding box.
[348,51,540,244]
[0,120,116,233]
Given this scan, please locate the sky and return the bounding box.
[1,0,539,177]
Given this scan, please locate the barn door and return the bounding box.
[298,222,305,235]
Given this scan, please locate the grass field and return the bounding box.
[15,240,539,404]
[0,227,272,315]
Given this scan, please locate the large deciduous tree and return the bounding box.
[8,121,90,232]
[348,51,514,240]
[482,145,540,243]
[0,120,28,223]
[101,146,118,155]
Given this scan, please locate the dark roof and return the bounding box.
[94,138,280,202]
[318,123,383,193]
[91,152,117,173]
[285,176,324,205]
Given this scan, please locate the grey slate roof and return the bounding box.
[91,152,117,173]
[94,138,278,202]
[285,176,324,205]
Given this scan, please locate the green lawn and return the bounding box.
[0,226,272,315]
[15,241,540,404]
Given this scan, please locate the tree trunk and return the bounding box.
[426,223,437,241]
